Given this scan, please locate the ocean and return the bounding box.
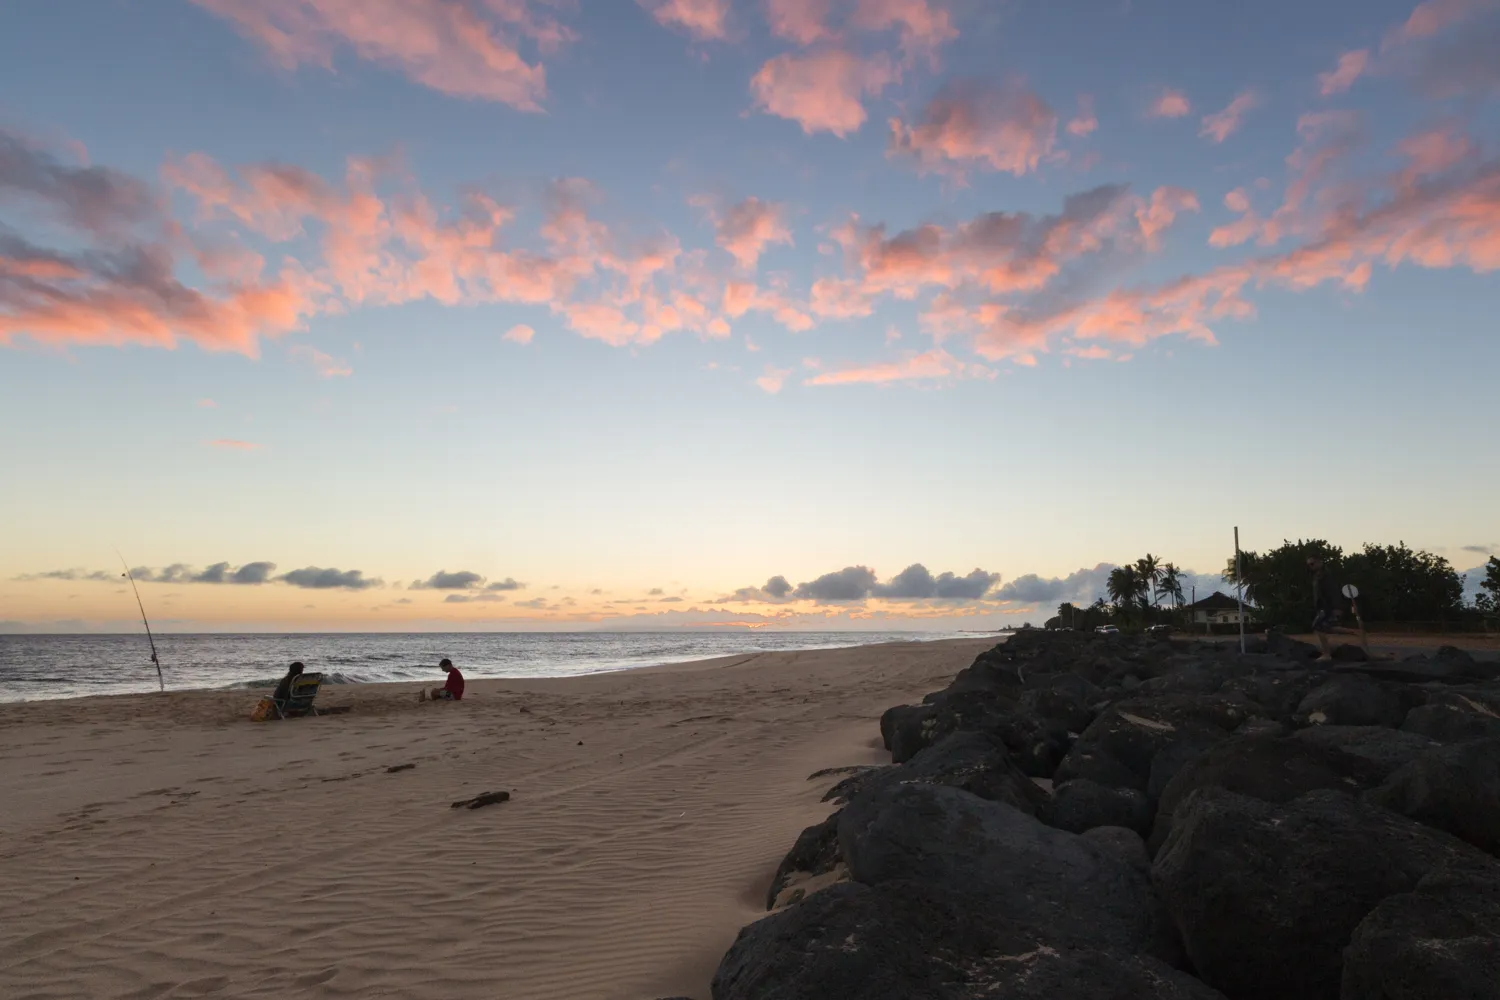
[0,630,990,703]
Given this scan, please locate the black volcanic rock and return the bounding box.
[712,880,1226,1000]
[1043,778,1153,836]
[1341,864,1500,1000]
[1054,693,1258,792]
[1147,735,1390,855]
[1152,788,1495,1000]
[1364,737,1500,856]
[840,782,1179,961]
[1294,676,1408,728]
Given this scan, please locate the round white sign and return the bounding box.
[1341,584,1360,600]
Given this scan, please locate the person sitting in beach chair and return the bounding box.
[268,662,323,718]
[419,659,464,702]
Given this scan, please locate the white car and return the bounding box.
[1094,625,1120,635]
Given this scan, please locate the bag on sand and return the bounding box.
[250,697,275,722]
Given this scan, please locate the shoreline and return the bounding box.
[0,635,996,1000]
[0,630,998,706]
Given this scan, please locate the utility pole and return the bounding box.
[1234,526,1247,654]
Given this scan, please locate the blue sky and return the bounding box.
[1,0,1496,631]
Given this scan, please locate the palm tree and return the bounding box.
[1136,553,1162,607]
[1107,565,1141,613]
[1158,563,1185,610]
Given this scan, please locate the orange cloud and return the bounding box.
[639,0,731,40]
[1067,94,1098,138]
[888,79,1058,179]
[1200,90,1260,143]
[290,343,352,376]
[1148,88,1192,119]
[209,438,264,450]
[805,347,994,385]
[189,0,565,110]
[711,197,793,269]
[503,323,535,344]
[1318,50,1370,95]
[750,49,896,136]
[766,0,834,44]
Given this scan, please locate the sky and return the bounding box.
[1,0,1497,633]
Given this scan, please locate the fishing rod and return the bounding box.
[116,551,164,693]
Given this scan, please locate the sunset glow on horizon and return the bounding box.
[2,0,1497,632]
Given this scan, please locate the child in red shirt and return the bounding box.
[420,658,465,701]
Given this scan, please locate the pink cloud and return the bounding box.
[750,49,896,136]
[639,0,731,41]
[1199,90,1260,143]
[805,348,994,385]
[290,343,353,376]
[0,130,319,356]
[209,438,264,451]
[1318,50,1370,96]
[1135,187,1201,250]
[849,0,958,65]
[503,322,535,344]
[888,79,1058,180]
[1067,94,1098,137]
[1068,344,1112,360]
[189,0,566,110]
[197,398,218,408]
[766,0,834,44]
[723,280,814,331]
[1148,88,1192,119]
[1387,0,1495,45]
[755,365,792,393]
[710,197,794,268]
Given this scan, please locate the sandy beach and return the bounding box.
[0,636,996,1000]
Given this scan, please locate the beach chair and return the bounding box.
[274,672,324,719]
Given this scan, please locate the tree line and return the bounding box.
[1042,544,1500,633]
[1226,540,1498,632]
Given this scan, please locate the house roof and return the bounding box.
[1187,590,1253,611]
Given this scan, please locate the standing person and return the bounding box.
[420,658,465,701]
[1307,556,1367,658]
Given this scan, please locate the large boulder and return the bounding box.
[1016,671,1102,733]
[1152,788,1495,1000]
[1146,725,1234,801]
[1219,668,1328,720]
[825,731,1050,816]
[712,880,1227,1000]
[1400,689,1500,743]
[1043,779,1153,837]
[840,782,1179,960]
[882,692,1070,777]
[1341,864,1500,1000]
[1289,725,1440,779]
[1147,736,1390,855]
[1294,676,1408,728]
[1054,693,1258,792]
[764,811,844,910]
[1364,737,1500,856]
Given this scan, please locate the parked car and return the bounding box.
[1146,624,1174,637]
[1094,625,1120,635]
